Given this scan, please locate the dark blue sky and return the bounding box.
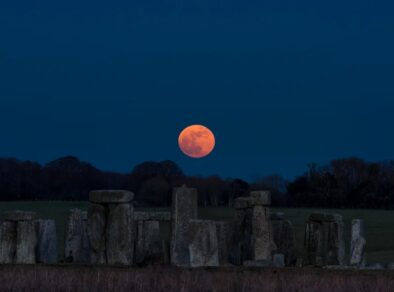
[1,0,393,180]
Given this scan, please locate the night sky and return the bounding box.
[1,0,393,180]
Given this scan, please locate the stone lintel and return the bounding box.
[3,210,37,221]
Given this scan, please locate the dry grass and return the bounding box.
[1,265,394,292]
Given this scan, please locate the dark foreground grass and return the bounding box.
[1,202,394,263]
[1,265,394,292]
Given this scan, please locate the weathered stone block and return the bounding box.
[250,191,271,206]
[106,203,134,265]
[89,190,134,204]
[65,209,90,263]
[87,203,107,264]
[37,219,58,264]
[304,213,345,266]
[350,219,365,267]
[251,205,276,261]
[170,185,198,267]
[15,221,37,264]
[215,221,232,265]
[188,220,219,267]
[0,221,17,264]
[136,220,162,264]
[3,211,36,222]
[271,214,297,266]
[350,237,366,267]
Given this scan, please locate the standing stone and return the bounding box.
[106,203,134,265]
[229,198,251,265]
[170,185,198,267]
[231,191,276,265]
[350,219,366,267]
[3,211,36,222]
[251,205,276,261]
[188,220,219,267]
[304,213,345,266]
[215,221,232,265]
[350,237,366,266]
[136,220,162,264]
[65,209,90,263]
[15,220,37,264]
[80,214,91,262]
[0,221,17,264]
[271,213,297,266]
[87,203,107,264]
[327,214,345,266]
[37,219,58,264]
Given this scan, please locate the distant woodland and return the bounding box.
[0,156,394,209]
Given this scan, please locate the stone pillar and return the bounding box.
[65,209,90,263]
[0,211,37,264]
[230,197,250,265]
[249,191,276,261]
[215,221,232,265]
[106,203,134,265]
[170,185,198,267]
[350,219,366,267]
[135,212,170,265]
[304,213,345,266]
[231,191,276,265]
[271,212,297,266]
[87,190,135,265]
[188,220,219,267]
[0,220,17,264]
[37,219,58,264]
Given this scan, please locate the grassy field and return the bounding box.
[0,202,393,264]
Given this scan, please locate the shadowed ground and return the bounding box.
[1,265,394,292]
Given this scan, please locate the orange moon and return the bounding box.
[178,125,215,158]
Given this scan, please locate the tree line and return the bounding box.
[0,156,393,209]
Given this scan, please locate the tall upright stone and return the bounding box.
[106,203,134,265]
[88,203,108,264]
[350,219,366,267]
[188,220,219,267]
[170,185,198,267]
[65,209,90,263]
[249,191,276,261]
[304,213,345,266]
[215,221,232,265]
[231,191,276,265]
[2,211,38,264]
[15,220,37,264]
[136,220,162,264]
[135,211,169,265]
[87,190,135,265]
[37,219,58,264]
[271,212,297,266]
[0,221,17,264]
[230,197,250,265]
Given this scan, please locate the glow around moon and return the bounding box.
[178,125,215,158]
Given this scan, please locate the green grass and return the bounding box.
[1,202,393,264]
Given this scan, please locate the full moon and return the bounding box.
[178,125,215,158]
